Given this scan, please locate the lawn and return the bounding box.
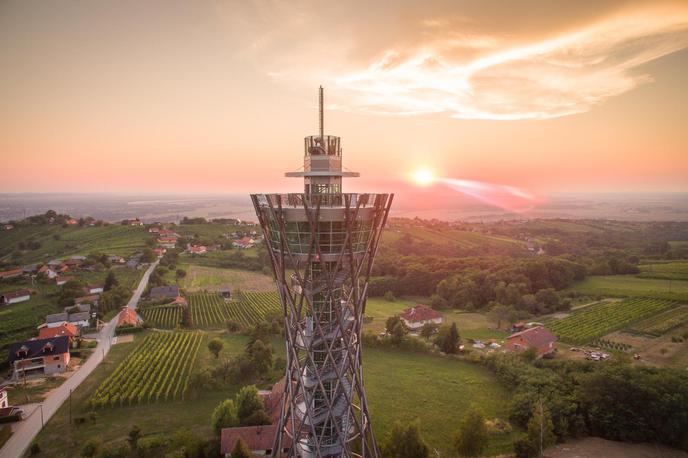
[566,275,688,302]
[364,347,517,455]
[364,298,508,341]
[177,264,274,292]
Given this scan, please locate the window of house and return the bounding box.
[53,356,60,361]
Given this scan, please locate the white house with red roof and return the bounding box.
[233,236,255,249]
[400,304,444,331]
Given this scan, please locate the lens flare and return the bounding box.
[411,168,435,186]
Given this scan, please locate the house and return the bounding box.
[74,294,100,306]
[44,311,90,329]
[159,229,179,238]
[66,218,78,225]
[2,224,13,231]
[22,264,39,275]
[125,258,140,269]
[63,258,83,269]
[129,219,144,226]
[47,260,62,268]
[0,268,23,280]
[85,284,104,294]
[505,326,557,358]
[157,237,178,249]
[0,289,32,305]
[153,247,166,257]
[39,322,79,343]
[0,389,7,408]
[219,287,232,299]
[233,236,255,249]
[56,275,74,286]
[187,244,207,255]
[117,308,143,327]
[220,425,289,457]
[106,255,125,264]
[38,265,58,279]
[150,285,180,300]
[400,304,443,331]
[8,336,71,380]
[148,227,161,234]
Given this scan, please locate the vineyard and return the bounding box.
[589,338,632,352]
[89,331,202,408]
[139,292,281,329]
[548,298,678,344]
[629,305,688,336]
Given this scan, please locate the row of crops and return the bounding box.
[548,298,678,344]
[139,292,281,329]
[590,339,632,352]
[629,305,688,336]
[89,331,202,408]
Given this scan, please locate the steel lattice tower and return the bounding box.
[251,87,392,458]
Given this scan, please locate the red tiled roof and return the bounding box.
[0,268,22,278]
[220,425,289,455]
[117,308,142,327]
[39,323,78,339]
[507,326,556,348]
[400,304,443,323]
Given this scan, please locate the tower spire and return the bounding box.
[319,85,324,140]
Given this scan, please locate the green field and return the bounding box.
[365,348,516,455]
[638,261,688,281]
[566,275,688,302]
[35,330,515,456]
[548,298,678,344]
[90,332,202,408]
[629,305,688,336]
[0,224,149,264]
[176,264,274,292]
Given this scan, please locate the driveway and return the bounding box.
[0,261,159,458]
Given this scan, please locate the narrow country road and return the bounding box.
[0,260,159,458]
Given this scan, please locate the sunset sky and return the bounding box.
[1,0,687,197]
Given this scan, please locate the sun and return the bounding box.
[411,168,435,186]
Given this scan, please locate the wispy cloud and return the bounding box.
[325,5,688,120]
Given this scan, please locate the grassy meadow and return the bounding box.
[566,275,688,302]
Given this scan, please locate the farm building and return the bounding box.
[85,284,104,294]
[187,244,207,254]
[8,335,70,380]
[0,268,23,280]
[157,237,178,248]
[44,311,91,329]
[233,236,255,249]
[117,308,143,327]
[150,285,180,300]
[0,289,32,305]
[219,287,232,299]
[39,322,79,343]
[400,304,444,331]
[38,265,58,279]
[505,326,557,358]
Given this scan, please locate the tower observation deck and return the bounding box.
[251,87,393,458]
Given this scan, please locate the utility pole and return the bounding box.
[539,394,544,457]
[39,404,44,428]
[69,388,72,426]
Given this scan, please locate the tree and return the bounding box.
[235,385,271,426]
[382,421,429,458]
[103,271,118,292]
[230,438,252,458]
[391,322,406,345]
[212,399,239,435]
[208,338,224,358]
[181,305,193,328]
[80,438,102,458]
[454,405,489,457]
[420,322,438,340]
[526,403,556,457]
[386,315,402,335]
[487,303,514,330]
[246,339,273,376]
[435,323,460,354]
[127,425,142,450]
[141,247,156,263]
[175,268,187,280]
[384,290,396,302]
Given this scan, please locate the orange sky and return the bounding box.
[0,0,687,195]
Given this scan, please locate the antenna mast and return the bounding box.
[319,85,324,140]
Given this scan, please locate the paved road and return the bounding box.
[0,261,158,458]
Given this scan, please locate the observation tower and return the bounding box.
[251,87,392,458]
